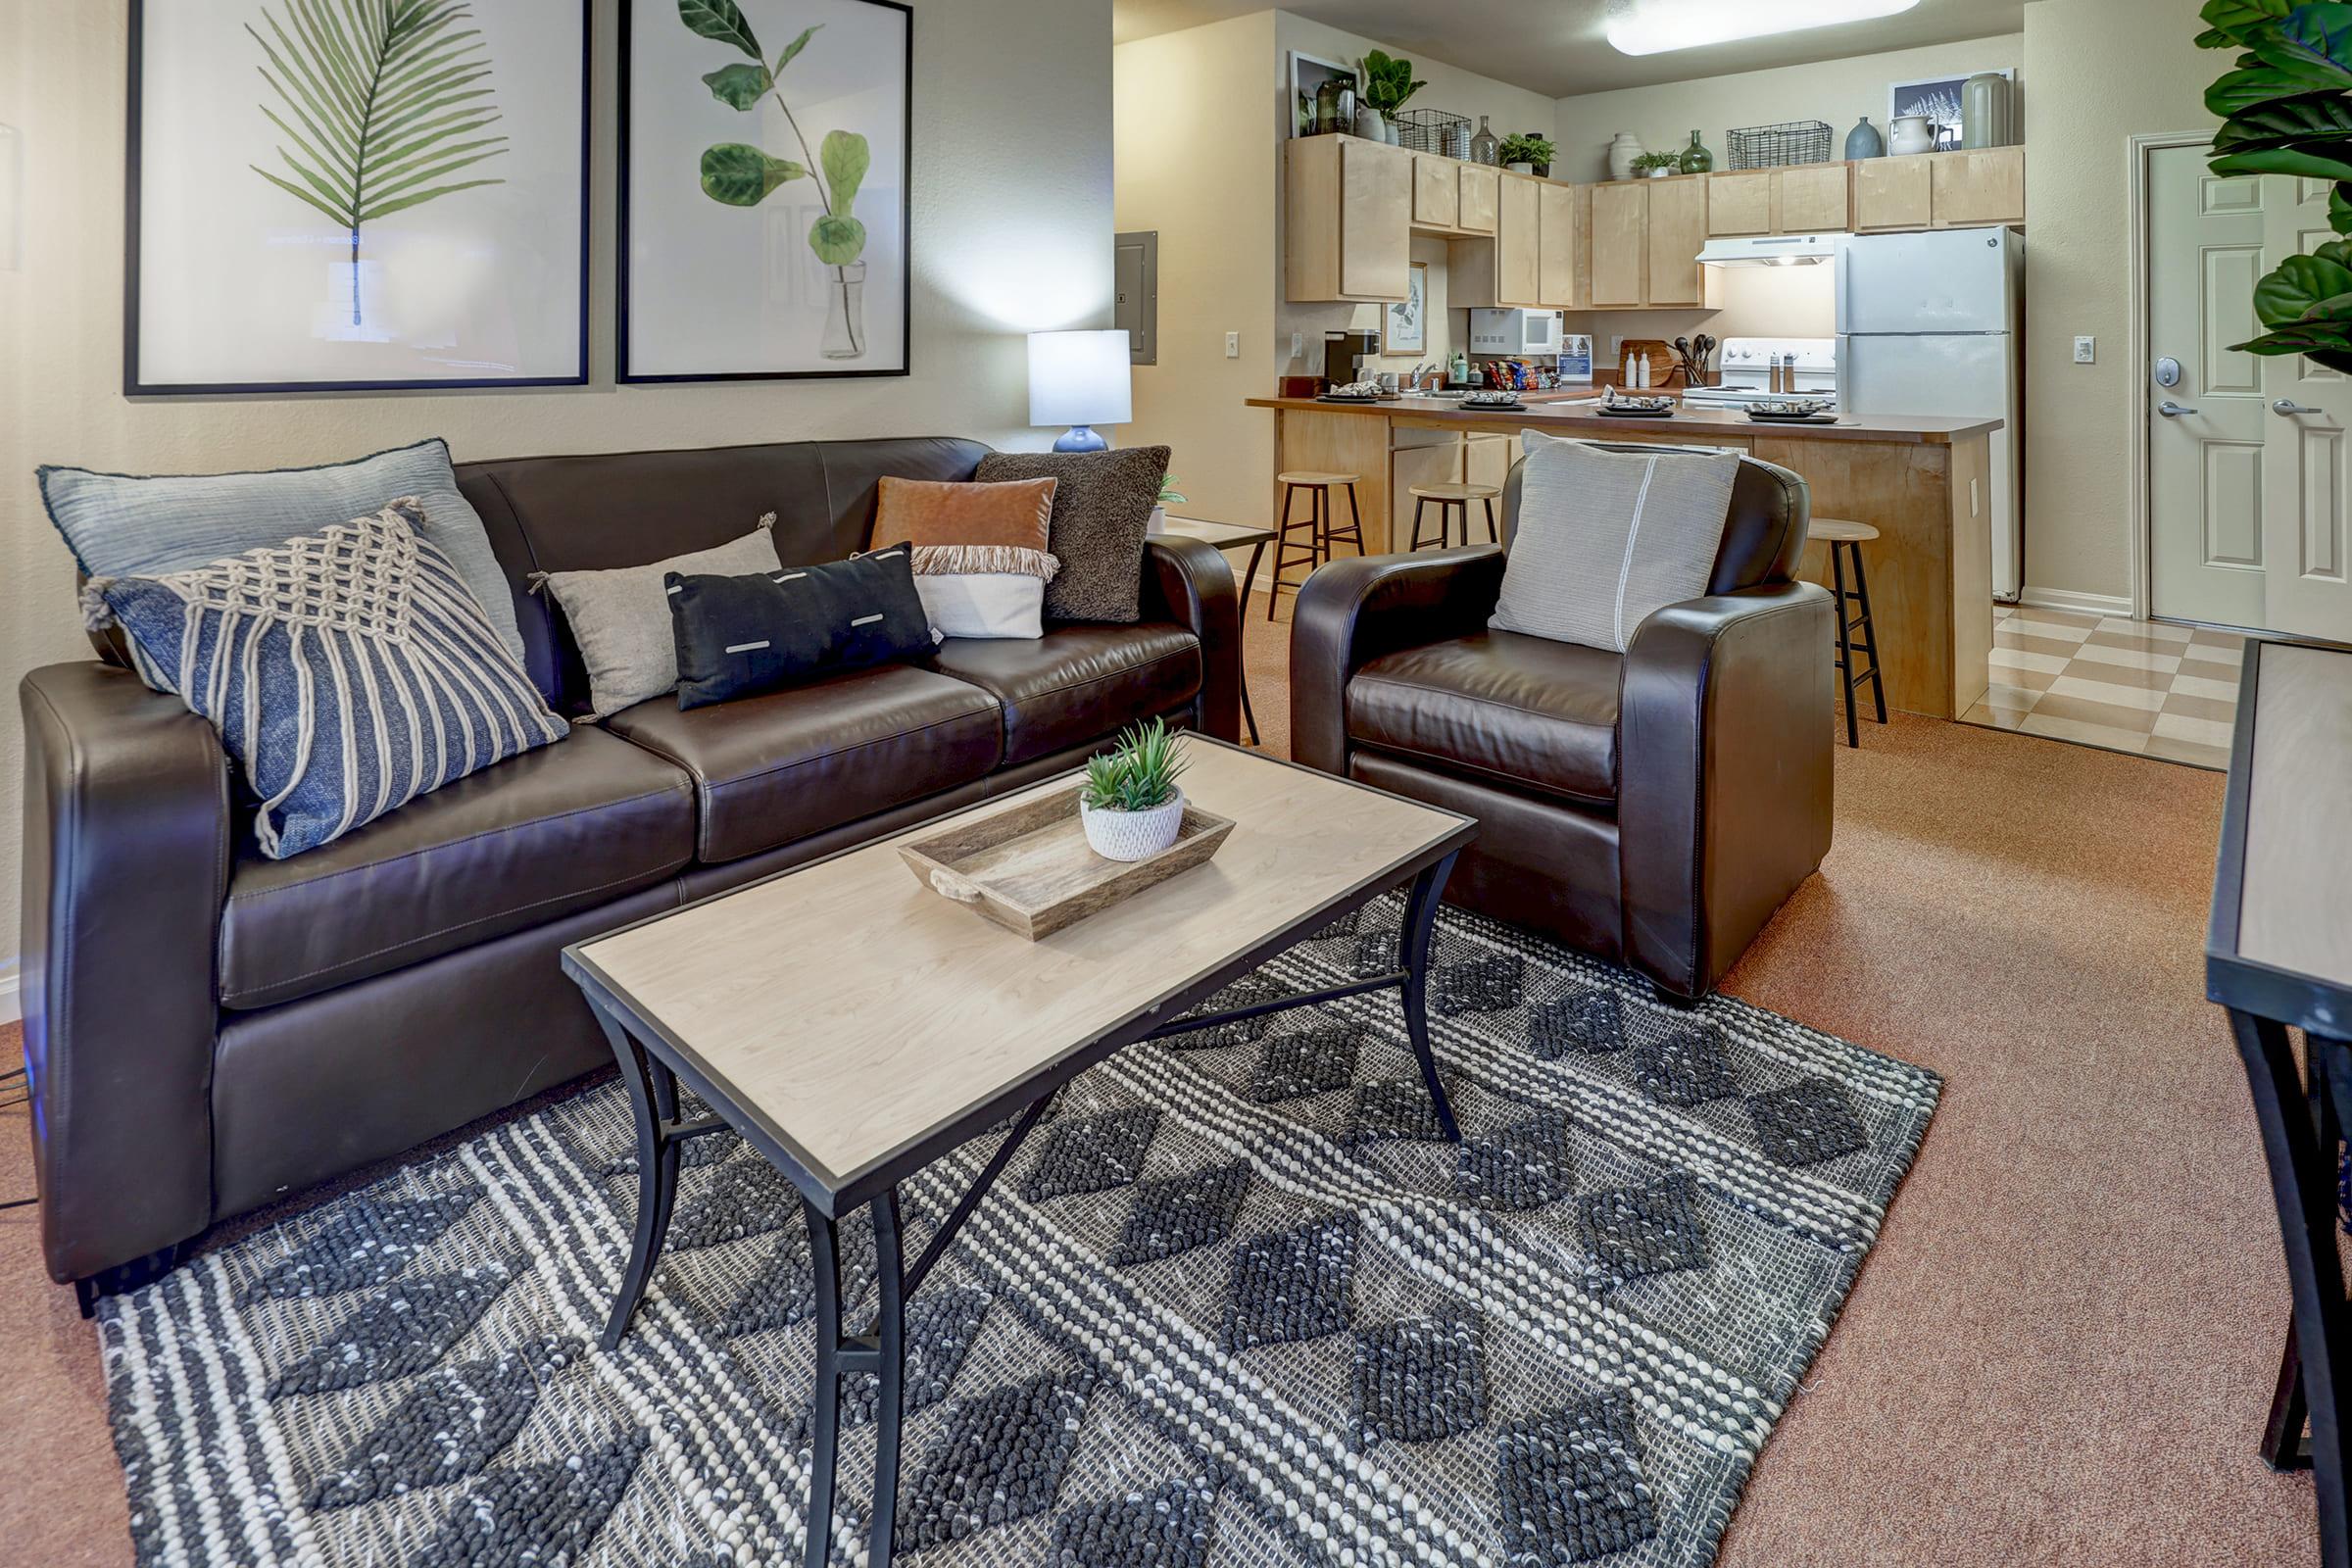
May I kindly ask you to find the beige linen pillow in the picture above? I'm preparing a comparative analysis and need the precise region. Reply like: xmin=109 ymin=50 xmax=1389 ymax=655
xmin=535 ymin=517 xmax=782 ymax=717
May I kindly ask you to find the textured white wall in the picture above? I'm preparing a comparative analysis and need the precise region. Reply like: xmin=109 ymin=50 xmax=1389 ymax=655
xmin=0 ymin=0 xmax=1115 ymax=972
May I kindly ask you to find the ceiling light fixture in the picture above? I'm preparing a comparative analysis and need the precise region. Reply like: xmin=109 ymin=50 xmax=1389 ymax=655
xmin=1605 ymin=0 xmax=1923 ymax=57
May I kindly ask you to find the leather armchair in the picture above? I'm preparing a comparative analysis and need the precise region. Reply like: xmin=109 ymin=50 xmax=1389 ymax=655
xmin=1292 ymin=448 xmax=1834 ymax=999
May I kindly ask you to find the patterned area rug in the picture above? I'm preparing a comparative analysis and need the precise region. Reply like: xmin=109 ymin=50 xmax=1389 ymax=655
xmin=101 ymin=900 xmax=1939 ymax=1567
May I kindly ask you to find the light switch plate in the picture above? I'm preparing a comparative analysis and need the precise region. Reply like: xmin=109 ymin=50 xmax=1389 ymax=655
xmin=2073 ymin=335 xmax=2096 ymax=364
xmin=1225 ymin=331 xmax=1240 ymax=359
xmin=1290 ymin=330 xmax=1304 ymax=360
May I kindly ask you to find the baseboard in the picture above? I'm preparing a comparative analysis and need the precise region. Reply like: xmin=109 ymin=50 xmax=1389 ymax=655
xmin=0 ymin=964 xmax=19 ymax=1027
xmin=2017 ymin=585 xmax=2133 ymax=618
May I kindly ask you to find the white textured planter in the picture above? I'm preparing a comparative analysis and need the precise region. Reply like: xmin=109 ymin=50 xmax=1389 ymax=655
xmin=1147 ymin=504 xmax=1168 ymax=535
xmin=1081 ymin=791 xmax=1186 ymax=861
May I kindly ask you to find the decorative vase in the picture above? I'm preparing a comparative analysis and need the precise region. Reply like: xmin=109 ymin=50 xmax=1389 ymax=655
xmin=1607 ymin=130 xmax=1644 ymax=181
xmin=1081 ymin=791 xmax=1187 ymax=861
xmin=1356 ymin=105 xmax=1386 ymax=143
xmin=1845 ymin=116 xmax=1886 ymax=159
xmin=1470 ymin=115 xmax=1498 ymax=166
xmin=1533 ymin=162 xmax=1550 ymax=178
xmin=820 ymin=261 xmax=867 ymax=360
xmin=1961 ymin=73 xmax=2014 ymax=149
xmin=1506 ymin=160 xmax=1534 ymax=175
xmin=1147 ymin=505 xmax=1168 ymax=535
xmin=1888 ymin=115 xmax=1936 ymax=157
xmin=1313 ymin=77 xmax=1353 ymax=135
xmin=1679 ymin=129 xmax=1713 ymax=173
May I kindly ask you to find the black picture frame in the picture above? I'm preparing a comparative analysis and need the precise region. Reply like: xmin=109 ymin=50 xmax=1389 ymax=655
xmin=122 ymin=0 xmax=593 ymax=398
xmin=617 ymin=0 xmax=913 ymax=384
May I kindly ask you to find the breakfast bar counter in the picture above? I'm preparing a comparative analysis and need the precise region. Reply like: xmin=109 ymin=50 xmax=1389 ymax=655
xmin=1246 ymin=394 xmax=2002 ymax=720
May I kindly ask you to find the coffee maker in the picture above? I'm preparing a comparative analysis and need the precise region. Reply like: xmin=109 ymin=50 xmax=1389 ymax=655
xmin=1322 ymin=328 xmax=1379 ymax=393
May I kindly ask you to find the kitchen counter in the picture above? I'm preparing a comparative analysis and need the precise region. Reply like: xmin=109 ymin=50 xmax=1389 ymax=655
xmin=1248 ymin=394 xmax=1998 ymax=719
xmin=1245 ymin=394 xmax=2002 ymax=446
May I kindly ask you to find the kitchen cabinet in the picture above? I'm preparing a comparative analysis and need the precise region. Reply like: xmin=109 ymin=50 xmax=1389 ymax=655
xmin=1284 ymin=135 xmax=1410 ymax=302
xmin=1411 ymin=154 xmax=1459 ymax=229
xmin=1458 ymin=165 xmax=1499 ymax=234
xmin=1853 ymin=156 xmax=1934 ymax=232
xmin=1930 ymin=147 xmax=2025 ymax=226
xmin=1645 ymin=174 xmax=1709 ymax=306
xmin=1588 ymin=175 xmax=1718 ymax=309
xmin=1451 ymin=172 xmax=1576 ymax=310
xmin=1589 ymin=181 xmax=1648 ymax=307
xmin=1774 ymin=163 xmax=1851 ymax=232
xmin=1495 ymin=175 xmax=1542 ymax=306
xmin=1706 ymin=171 xmax=1775 ymax=237
xmin=1537 ymin=181 xmax=1576 ymax=311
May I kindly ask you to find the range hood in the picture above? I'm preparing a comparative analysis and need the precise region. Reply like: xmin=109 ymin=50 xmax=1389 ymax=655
xmin=1696 ymin=233 xmax=1846 ymax=268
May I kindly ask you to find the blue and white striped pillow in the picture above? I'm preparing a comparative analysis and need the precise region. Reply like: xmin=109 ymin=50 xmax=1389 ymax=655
xmin=84 ymin=499 xmax=568 ymax=858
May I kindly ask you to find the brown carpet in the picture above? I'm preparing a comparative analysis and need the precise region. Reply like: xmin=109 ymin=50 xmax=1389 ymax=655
xmin=0 ymin=599 xmax=2317 ymax=1564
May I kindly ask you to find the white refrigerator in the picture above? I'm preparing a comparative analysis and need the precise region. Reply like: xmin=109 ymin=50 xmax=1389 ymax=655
xmin=1836 ymin=227 xmax=2025 ymax=600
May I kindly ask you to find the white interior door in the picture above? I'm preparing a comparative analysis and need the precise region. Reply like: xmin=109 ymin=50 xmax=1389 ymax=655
xmin=2147 ymin=144 xmax=2270 ymax=629
xmin=2260 ymin=179 xmax=2352 ymax=642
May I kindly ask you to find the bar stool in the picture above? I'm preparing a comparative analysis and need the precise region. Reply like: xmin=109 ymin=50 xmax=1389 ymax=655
xmin=1407 ymin=482 xmax=1502 ymax=551
xmin=1268 ymin=470 xmax=1366 ymax=620
xmin=1812 ymin=517 xmax=1887 ymax=749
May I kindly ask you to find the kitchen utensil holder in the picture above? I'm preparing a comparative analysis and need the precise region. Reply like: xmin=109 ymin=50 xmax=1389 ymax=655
xmin=1726 ymin=120 xmax=1834 ymax=170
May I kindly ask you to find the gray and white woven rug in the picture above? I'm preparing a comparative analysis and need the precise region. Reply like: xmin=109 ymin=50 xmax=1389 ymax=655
xmin=101 ymin=900 xmax=1939 ymax=1568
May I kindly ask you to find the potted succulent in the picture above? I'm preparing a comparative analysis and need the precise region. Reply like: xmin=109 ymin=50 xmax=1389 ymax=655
xmin=1632 ymin=150 xmax=1682 ymax=179
xmin=1356 ymin=50 xmax=1425 ymax=144
xmin=1079 ymin=719 xmax=1191 ymax=861
xmin=1148 ymin=475 xmax=1186 ymax=535
xmin=1499 ymin=133 xmax=1556 ymax=177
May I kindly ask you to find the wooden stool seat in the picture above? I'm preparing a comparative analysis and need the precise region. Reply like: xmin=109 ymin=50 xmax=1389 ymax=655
xmin=1809 ymin=516 xmax=1881 ymax=544
xmin=1277 ymin=469 xmax=1361 ymax=486
xmin=1407 ymin=482 xmax=1501 ymax=503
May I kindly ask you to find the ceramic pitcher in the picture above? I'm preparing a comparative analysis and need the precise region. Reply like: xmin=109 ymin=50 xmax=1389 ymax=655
xmin=1888 ymin=115 xmax=1936 ymax=157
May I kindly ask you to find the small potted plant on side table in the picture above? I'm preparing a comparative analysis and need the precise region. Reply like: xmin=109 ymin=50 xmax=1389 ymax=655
xmin=1149 ymin=475 xmax=1186 ymax=535
xmin=1500 ymin=133 xmax=1556 ymax=177
xmin=1080 ymin=719 xmax=1190 ymax=861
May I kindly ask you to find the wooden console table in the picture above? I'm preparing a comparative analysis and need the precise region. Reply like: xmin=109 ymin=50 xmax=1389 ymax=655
xmin=2207 ymin=639 xmax=2352 ymax=1568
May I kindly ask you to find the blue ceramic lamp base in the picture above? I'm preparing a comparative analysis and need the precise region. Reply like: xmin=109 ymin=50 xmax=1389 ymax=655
xmin=1053 ymin=425 xmax=1111 ymax=453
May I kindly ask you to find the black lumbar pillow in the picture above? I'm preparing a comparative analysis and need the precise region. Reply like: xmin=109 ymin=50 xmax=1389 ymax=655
xmin=668 ymin=542 xmax=936 ymax=710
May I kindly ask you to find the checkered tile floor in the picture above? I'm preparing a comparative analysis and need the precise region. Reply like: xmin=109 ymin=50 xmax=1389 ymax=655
xmin=1956 ymin=607 xmax=2248 ymax=771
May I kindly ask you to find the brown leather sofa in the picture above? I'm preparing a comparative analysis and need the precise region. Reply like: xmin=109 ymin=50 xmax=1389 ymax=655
xmin=1292 ymin=445 xmax=1833 ymax=1001
xmin=20 ymin=436 xmax=1241 ymax=1302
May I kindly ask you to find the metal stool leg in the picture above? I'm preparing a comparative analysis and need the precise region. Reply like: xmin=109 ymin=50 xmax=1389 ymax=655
xmin=1830 ymin=540 xmax=1859 ymax=750
xmin=1848 ymin=542 xmax=1889 ymax=724
xmin=1484 ymin=495 xmax=1498 ymax=544
xmin=1410 ymin=495 xmax=1434 ymax=551
xmin=1338 ymin=482 xmax=1368 ymax=556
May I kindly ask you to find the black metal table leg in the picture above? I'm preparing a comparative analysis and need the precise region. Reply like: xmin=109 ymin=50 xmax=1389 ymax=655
xmin=1239 ymin=538 xmax=1266 ymax=747
xmin=600 ymin=1012 xmax=682 ymax=1352
xmin=2271 ymin=1316 xmax=2315 ymax=1471
xmin=1398 ymin=850 xmax=1463 ymax=1143
xmin=804 ymin=1200 xmax=848 ymax=1568
xmin=868 ymin=1191 xmax=908 ymax=1567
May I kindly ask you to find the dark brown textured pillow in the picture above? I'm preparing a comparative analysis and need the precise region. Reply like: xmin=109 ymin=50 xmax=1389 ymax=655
xmin=974 ymin=446 xmax=1170 ymax=622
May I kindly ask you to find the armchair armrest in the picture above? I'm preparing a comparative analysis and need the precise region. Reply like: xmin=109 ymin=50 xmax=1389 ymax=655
xmin=1289 ymin=547 xmax=1507 ymax=775
xmin=1618 ymin=582 xmax=1836 ymax=998
xmin=20 ymin=662 xmax=233 ymax=1284
xmin=1141 ymin=535 xmax=1243 ymax=743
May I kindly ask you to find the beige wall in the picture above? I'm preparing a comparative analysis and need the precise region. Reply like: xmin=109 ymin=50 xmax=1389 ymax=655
xmin=0 ymin=0 xmax=1114 ymax=980
xmin=2020 ymin=0 xmax=2216 ymax=604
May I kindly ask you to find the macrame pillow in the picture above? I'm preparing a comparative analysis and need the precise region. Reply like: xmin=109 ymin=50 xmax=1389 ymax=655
xmin=84 ymin=499 xmax=569 ymax=859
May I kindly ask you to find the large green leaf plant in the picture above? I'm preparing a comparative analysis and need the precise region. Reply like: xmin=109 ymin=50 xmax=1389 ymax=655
xmin=2199 ymin=0 xmax=2352 ymax=370
xmin=680 ymin=0 xmax=871 ymax=355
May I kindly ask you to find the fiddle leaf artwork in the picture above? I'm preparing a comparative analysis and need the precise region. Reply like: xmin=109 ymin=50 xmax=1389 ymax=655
xmin=681 ymin=0 xmax=872 ymax=357
xmin=246 ymin=0 xmax=509 ymax=328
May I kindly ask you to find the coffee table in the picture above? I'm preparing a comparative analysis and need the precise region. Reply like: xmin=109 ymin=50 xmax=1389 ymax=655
xmin=562 ymin=739 xmax=1473 ymax=1568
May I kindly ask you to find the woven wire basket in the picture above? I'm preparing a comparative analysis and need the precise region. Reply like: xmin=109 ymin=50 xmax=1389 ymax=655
xmin=1726 ymin=120 xmax=1835 ymax=171
xmin=1395 ymin=108 xmax=1472 ymax=158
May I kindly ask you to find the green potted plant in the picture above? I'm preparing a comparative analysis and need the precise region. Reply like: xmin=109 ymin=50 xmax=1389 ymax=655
xmin=2194 ymin=1 xmax=2352 ymax=372
xmin=1079 ymin=718 xmax=1191 ymax=860
xmin=1356 ymin=50 xmax=1425 ymax=144
xmin=1499 ymin=133 xmax=1557 ymax=177
xmin=1149 ymin=475 xmax=1186 ymax=535
xmin=1631 ymin=150 xmax=1682 ymax=179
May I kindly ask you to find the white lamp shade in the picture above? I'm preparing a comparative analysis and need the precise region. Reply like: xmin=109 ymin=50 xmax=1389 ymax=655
xmin=1028 ymin=329 xmax=1133 ymax=429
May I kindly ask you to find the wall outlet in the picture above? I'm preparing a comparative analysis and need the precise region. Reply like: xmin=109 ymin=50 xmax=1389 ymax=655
xmin=2073 ymin=335 xmax=2096 ymax=364
xmin=1225 ymin=331 xmax=1240 ymax=359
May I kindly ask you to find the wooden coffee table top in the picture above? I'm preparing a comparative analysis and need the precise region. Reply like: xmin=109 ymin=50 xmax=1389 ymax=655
xmin=566 ymin=740 xmax=1472 ymax=1209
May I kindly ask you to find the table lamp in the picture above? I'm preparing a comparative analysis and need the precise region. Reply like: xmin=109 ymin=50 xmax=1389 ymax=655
xmin=1028 ymin=329 xmax=1132 ymax=452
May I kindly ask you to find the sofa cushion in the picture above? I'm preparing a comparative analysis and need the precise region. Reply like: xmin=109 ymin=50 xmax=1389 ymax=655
xmin=927 ymin=625 xmax=1201 ymax=766
xmin=219 ymin=725 xmax=696 ymax=1010
xmin=605 ymin=663 xmax=1004 ymax=863
xmin=1348 ymin=629 xmax=1620 ymax=808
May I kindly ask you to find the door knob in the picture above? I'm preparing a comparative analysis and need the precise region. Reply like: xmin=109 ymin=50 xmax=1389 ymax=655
xmin=2157 ymin=400 xmax=2199 ymax=417
xmin=2274 ymin=399 xmax=2323 ymax=416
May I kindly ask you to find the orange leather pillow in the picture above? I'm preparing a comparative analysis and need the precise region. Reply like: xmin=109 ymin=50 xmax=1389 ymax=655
xmin=873 ymin=476 xmax=1058 ymax=579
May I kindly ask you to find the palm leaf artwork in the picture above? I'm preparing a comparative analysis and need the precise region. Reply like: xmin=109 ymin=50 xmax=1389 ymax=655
xmin=247 ymin=0 xmax=509 ymax=327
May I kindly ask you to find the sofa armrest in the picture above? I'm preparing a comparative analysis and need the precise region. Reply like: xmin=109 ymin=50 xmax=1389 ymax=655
xmin=1141 ymin=535 xmax=1243 ymax=743
xmin=1617 ymin=582 xmax=1836 ymax=998
xmin=19 ymin=662 xmax=233 ymax=1284
xmin=1289 ymin=548 xmax=1507 ymax=775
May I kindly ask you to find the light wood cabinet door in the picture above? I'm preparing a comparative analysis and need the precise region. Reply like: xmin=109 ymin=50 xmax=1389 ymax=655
xmin=1337 ymin=139 xmax=1410 ymax=299
xmin=1774 ymin=163 xmax=1851 ymax=232
xmin=1537 ymin=180 xmax=1576 ymax=309
xmin=1706 ymin=171 xmax=1773 ymax=236
xmin=1590 ymin=181 xmax=1647 ymax=307
xmin=1459 ymin=165 xmax=1499 ymax=234
xmin=1930 ymin=147 xmax=2025 ymax=227
xmin=1645 ymin=173 xmax=1708 ymax=307
xmin=1853 ymin=156 xmax=1933 ymax=232
xmin=1411 ymin=154 xmax=1459 ymax=229
xmin=1495 ymin=174 xmax=1542 ymax=307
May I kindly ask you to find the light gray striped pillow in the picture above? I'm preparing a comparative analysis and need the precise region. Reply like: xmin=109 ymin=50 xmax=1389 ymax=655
xmin=1490 ymin=435 xmax=1741 ymax=653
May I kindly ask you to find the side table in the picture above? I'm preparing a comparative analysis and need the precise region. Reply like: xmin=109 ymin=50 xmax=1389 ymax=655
xmin=1156 ymin=514 xmax=1276 ymax=747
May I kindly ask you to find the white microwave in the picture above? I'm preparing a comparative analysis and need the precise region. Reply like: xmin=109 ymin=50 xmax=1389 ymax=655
xmin=1469 ymin=309 xmax=1565 ymax=357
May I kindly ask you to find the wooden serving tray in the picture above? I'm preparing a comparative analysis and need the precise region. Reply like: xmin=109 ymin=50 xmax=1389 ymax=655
xmin=900 ymin=784 xmax=1236 ymax=940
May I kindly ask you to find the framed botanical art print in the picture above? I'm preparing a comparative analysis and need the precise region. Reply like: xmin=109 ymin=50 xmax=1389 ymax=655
xmin=124 ymin=0 xmax=590 ymax=395
xmin=1383 ymin=263 xmax=1427 ymax=357
xmin=619 ymin=0 xmax=912 ymax=382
